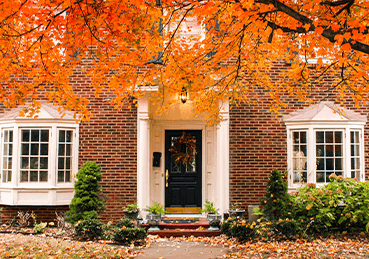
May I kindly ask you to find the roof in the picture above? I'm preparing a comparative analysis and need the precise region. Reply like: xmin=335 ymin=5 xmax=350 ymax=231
xmin=283 ymin=101 xmax=367 ymax=122
xmin=0 ymin=102 xmax=75 ymax=121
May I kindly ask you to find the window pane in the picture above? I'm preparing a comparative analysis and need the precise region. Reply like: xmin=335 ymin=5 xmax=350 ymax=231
xmin=30 ymin=157 xmax=38 ymax=169
xmin=316 ymin=145 xmax=324 ymax=157
xmin=58 ymin=144 xmax=65 ymax=156
xmin=30 ymin=171 xmax=38 ymax=182
xmin=351 ymin=145 xmax=355 ymax=156
xmin=65 ymin=171 xmax=71 ymax=182
xmin=326 ymin=159 xmax=334 ymax=170
xmin=66 ymin=131 xmax=72 ymax=142
xmin=59 ymin=130 xmax=65 ymax=142
xmin=58 ymin=158 xmax=64 ymax=169
xmin=326 ymin=132 xmax=333 ymax=143
xmin=355 ymin=145 xmax=360 ymax=156
xmin=301 ymin=145 xmax=307 ymax=156
xmin=293 ymin=145 xmax=299 ymax=153
xmin=317 ymin=172 xmax=324 ymax=183
xmin=8 ymin=157 xmax=12 ymax=169
xmin=22 ymin=130 xmax=30 ymax=142
xmin=334 ymin=132 xmax=342 ymax=143
xmin=355 ymin=132 xmax=359 ymax=143
xmin=293 ymin=132 xmax=299 ymax=143
xmin=4 ymin=144 xmax=8 ymax=156
xmin=4 ymin=131 xmax=8 ymax=142
xmin=335 ymin=158 xmax=342 ymax=170
xmin=9 ymin=131 xmax=13 ymax=142
xmin=7 ymin=170 xmax=11 ymax=182
xmin=351 ymin=158 xmax=355 ymax=169
xmin=9 ymin=144 xmax=12 ymax=155
xmin=335 ymin=145 xmax=342 ymax=156
xmin=41 ymin=130 xmax=49 ymax=142
xmin=66 ymin=158 xmax=71 ymax=169
xmin=40 ymin=157 xmax=48 ymax=169
xmin=31 ymin=130 xmax=39 ymax=141
xmin=58 ymin=171 xmax=64 ymax=182
xmin=66 ymin=144 xmax=71 ymax=156
xmin=326 ymin=145 xmax=333 ymax=157
xmin=40 ymin=171 xmax=48 ymax=182
xmin=2 ymin=158 xmax=7 ymax=169
xmin=21 ymin=171 xmax=28 ymax=182
xmin=31 ymin=144 xmax=39 ymax=155
xmin=21 ymin=157 xmax=29 ymax=169
xmin=298 ymin=132 xmax=306 ymax=143
xmin=40 ymin=144 xmax=48 ymax=155
xmin=355 ymin=158 xmax=360 ymax=169
xmin=21 ymin=144 xmax=29 ymax=155
xmin=316 ymin=132 xmax=324 ymax=143
xmin=2 ymin=170 xmax=7 ymax=183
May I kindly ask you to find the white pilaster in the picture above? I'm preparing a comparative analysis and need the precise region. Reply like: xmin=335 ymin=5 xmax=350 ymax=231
xmin=137 ymin=95 xmax=150 ymax=216
xmin=216 ymin=100 xmax=229 ymax=215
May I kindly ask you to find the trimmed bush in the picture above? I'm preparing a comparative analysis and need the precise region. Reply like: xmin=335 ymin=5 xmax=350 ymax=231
xmin=261 ymin=169 xmax=291 ymax=220
xmin=75 ymin=218 xmax=104 ymax=239
xmin=112 ymin=228 xmax=147 ymax=244
xmin=290 ymin=175 xmax=369 ymax=233
xmin=115 ymin=218 xmax=134 ymax=229
xmin=221 ymin=218 xmax=256 ymax=241
xmin=66 ymin=161 xmax=105 ymax=225
xmin=221 ymin=217 xmax=237 ymax=236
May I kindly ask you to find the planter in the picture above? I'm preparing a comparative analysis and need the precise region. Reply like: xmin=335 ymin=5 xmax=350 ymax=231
xmin=248 ymin=205 xmax=260 ymax=223
xmin=229 ymin=210 xmax=245 ymax=219
xmin=123 ymin=210 xmax=139 ymax=221
xmin=146 ymin=214 xmax=162 ymax=231
xmin=207 ymin=214 xmax=222 ymax=231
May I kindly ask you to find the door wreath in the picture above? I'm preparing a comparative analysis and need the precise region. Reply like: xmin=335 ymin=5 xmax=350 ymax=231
xmin=169 ymin=132 xmax=197 ymax=164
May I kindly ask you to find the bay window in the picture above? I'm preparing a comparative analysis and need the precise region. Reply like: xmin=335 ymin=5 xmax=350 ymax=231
xmin=0 ymin=103 xmax=79 ymax=205
xmin=284 ymin=101 xmax=366 ymax=189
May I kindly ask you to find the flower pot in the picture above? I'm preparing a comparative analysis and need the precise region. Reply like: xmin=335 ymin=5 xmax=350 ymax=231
xmin=248 ymin=205 xmax=260 ymax=223
xmin=123 ymin=210 xmax=139 ymax=221
xmin=207 ymin=214 xmax=222 ymax=231
xmin=229 ymin=209 xmax=245 ymax=219
xmin=146 ymin=213 xmax=161 ymax=231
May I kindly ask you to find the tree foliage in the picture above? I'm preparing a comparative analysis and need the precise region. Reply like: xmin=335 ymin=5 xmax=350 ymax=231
xmin=66 ymin=161 xmax=105 ymax=224
xmin=1 ymin=0 xmax=369 ymax=122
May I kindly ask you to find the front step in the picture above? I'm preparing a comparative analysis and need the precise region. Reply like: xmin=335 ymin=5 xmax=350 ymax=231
xmin=140 ymin=217 xmax=221 ymax=238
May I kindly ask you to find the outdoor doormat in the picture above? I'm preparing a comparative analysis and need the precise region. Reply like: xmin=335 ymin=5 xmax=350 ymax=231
xmin=161 ymin=218 xmax=199 ymax=224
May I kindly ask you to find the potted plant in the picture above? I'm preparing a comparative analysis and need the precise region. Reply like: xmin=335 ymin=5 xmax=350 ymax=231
xmin=122 ymin=202 xmax=139 ymax=221
xmin=229 ymin=202 xmax=245 ymax=219
xmin=144 ymin=202 xmax=165 ymax=231
xmin=200 ymin=200 xmax=222 ymax=231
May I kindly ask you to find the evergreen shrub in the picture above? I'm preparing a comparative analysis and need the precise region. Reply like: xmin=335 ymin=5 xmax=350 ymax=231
xmin=66 ymin=161 xmax=105 ymax=225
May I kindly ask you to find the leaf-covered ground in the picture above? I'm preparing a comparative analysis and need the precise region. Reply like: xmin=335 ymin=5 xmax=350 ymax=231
xmin=0 ymin=233 xmax=369 ymax=258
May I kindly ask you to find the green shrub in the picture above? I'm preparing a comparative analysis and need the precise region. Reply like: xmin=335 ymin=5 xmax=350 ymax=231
xmin=221 ymin=217 xmax=237 ymax=236
xmin=222 ymin=218 xmax=256 ymax=241
xmin=115 ymin=218 xmax=134 ymax=229
xmin=261 ymin=169 xmax=291 ymax=220
xmin=66 ymin=161 xmax=105 ymax=224
xmin=290 ymin=176 xmax=369 ymax=234
xmin=75 ymin=218 xmax=104 ymax=239
xmin=112 ymin=227 xmax=147 ymax=244
xmin=144 ymin=202 xmax=165 ymax=214
xmin=272 ymin=219 xmax=299 ymax=240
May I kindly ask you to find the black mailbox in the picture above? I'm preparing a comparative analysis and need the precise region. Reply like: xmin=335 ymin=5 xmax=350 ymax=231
xmin=153 ymin=152 xmax=162 ymax=167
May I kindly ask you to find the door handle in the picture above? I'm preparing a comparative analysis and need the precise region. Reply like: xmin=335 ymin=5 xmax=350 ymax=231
xmin=165 ymin=169 xmax=169 ymax=187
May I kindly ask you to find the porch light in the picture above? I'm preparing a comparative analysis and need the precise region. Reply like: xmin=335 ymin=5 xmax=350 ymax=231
xmin=180 ymin=86 xmax=187 ymax=104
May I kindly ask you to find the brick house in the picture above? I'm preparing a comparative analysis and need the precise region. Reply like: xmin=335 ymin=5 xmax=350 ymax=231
xmin=0 ymin=70 xmax=367 ymax=224
xmin=0 ymin=21 xmax=368 ymax=222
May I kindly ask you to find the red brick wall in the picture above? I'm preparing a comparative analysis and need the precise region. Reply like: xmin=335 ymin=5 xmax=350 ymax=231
xmin=0 ymin=205 xmax=69 ymax=225
xmin=229 ymin=64 xmax=369 ymax=212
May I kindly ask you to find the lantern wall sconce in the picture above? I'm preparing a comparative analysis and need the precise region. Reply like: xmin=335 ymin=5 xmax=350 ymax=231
xmin=180 ymin=86 xmax=187 ymax=104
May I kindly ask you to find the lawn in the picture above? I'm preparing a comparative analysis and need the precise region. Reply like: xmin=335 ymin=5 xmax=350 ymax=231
xmin=0 ymin=233 xmax=368 ymax=258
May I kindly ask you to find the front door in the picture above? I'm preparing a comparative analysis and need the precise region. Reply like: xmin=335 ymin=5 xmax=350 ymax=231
xmin=165 ymin=130 xmax=202 ymax=214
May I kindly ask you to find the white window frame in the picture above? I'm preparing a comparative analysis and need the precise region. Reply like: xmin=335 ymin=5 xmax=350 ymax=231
xmin=286 ymin=123 xmax=365 ymax=190
xmin=1 ymin=128 xmax=14 ymax=185
xmin=0 ymin=119 xmax=79 ymax=205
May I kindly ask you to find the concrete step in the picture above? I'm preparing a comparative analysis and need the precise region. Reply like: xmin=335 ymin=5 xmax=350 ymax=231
xmin=146 ymin=229 xmax=221 ymax=238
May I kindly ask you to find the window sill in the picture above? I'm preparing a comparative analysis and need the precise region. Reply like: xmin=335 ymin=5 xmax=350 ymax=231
xmin=0 ymin=186 xmax=74 ymax=205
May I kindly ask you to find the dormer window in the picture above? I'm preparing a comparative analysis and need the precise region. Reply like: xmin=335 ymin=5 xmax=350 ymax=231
xmin=0 ymin=103 xmax=79 ymax=205
xmin=283 ymin=102 xmax=366 ymax=189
